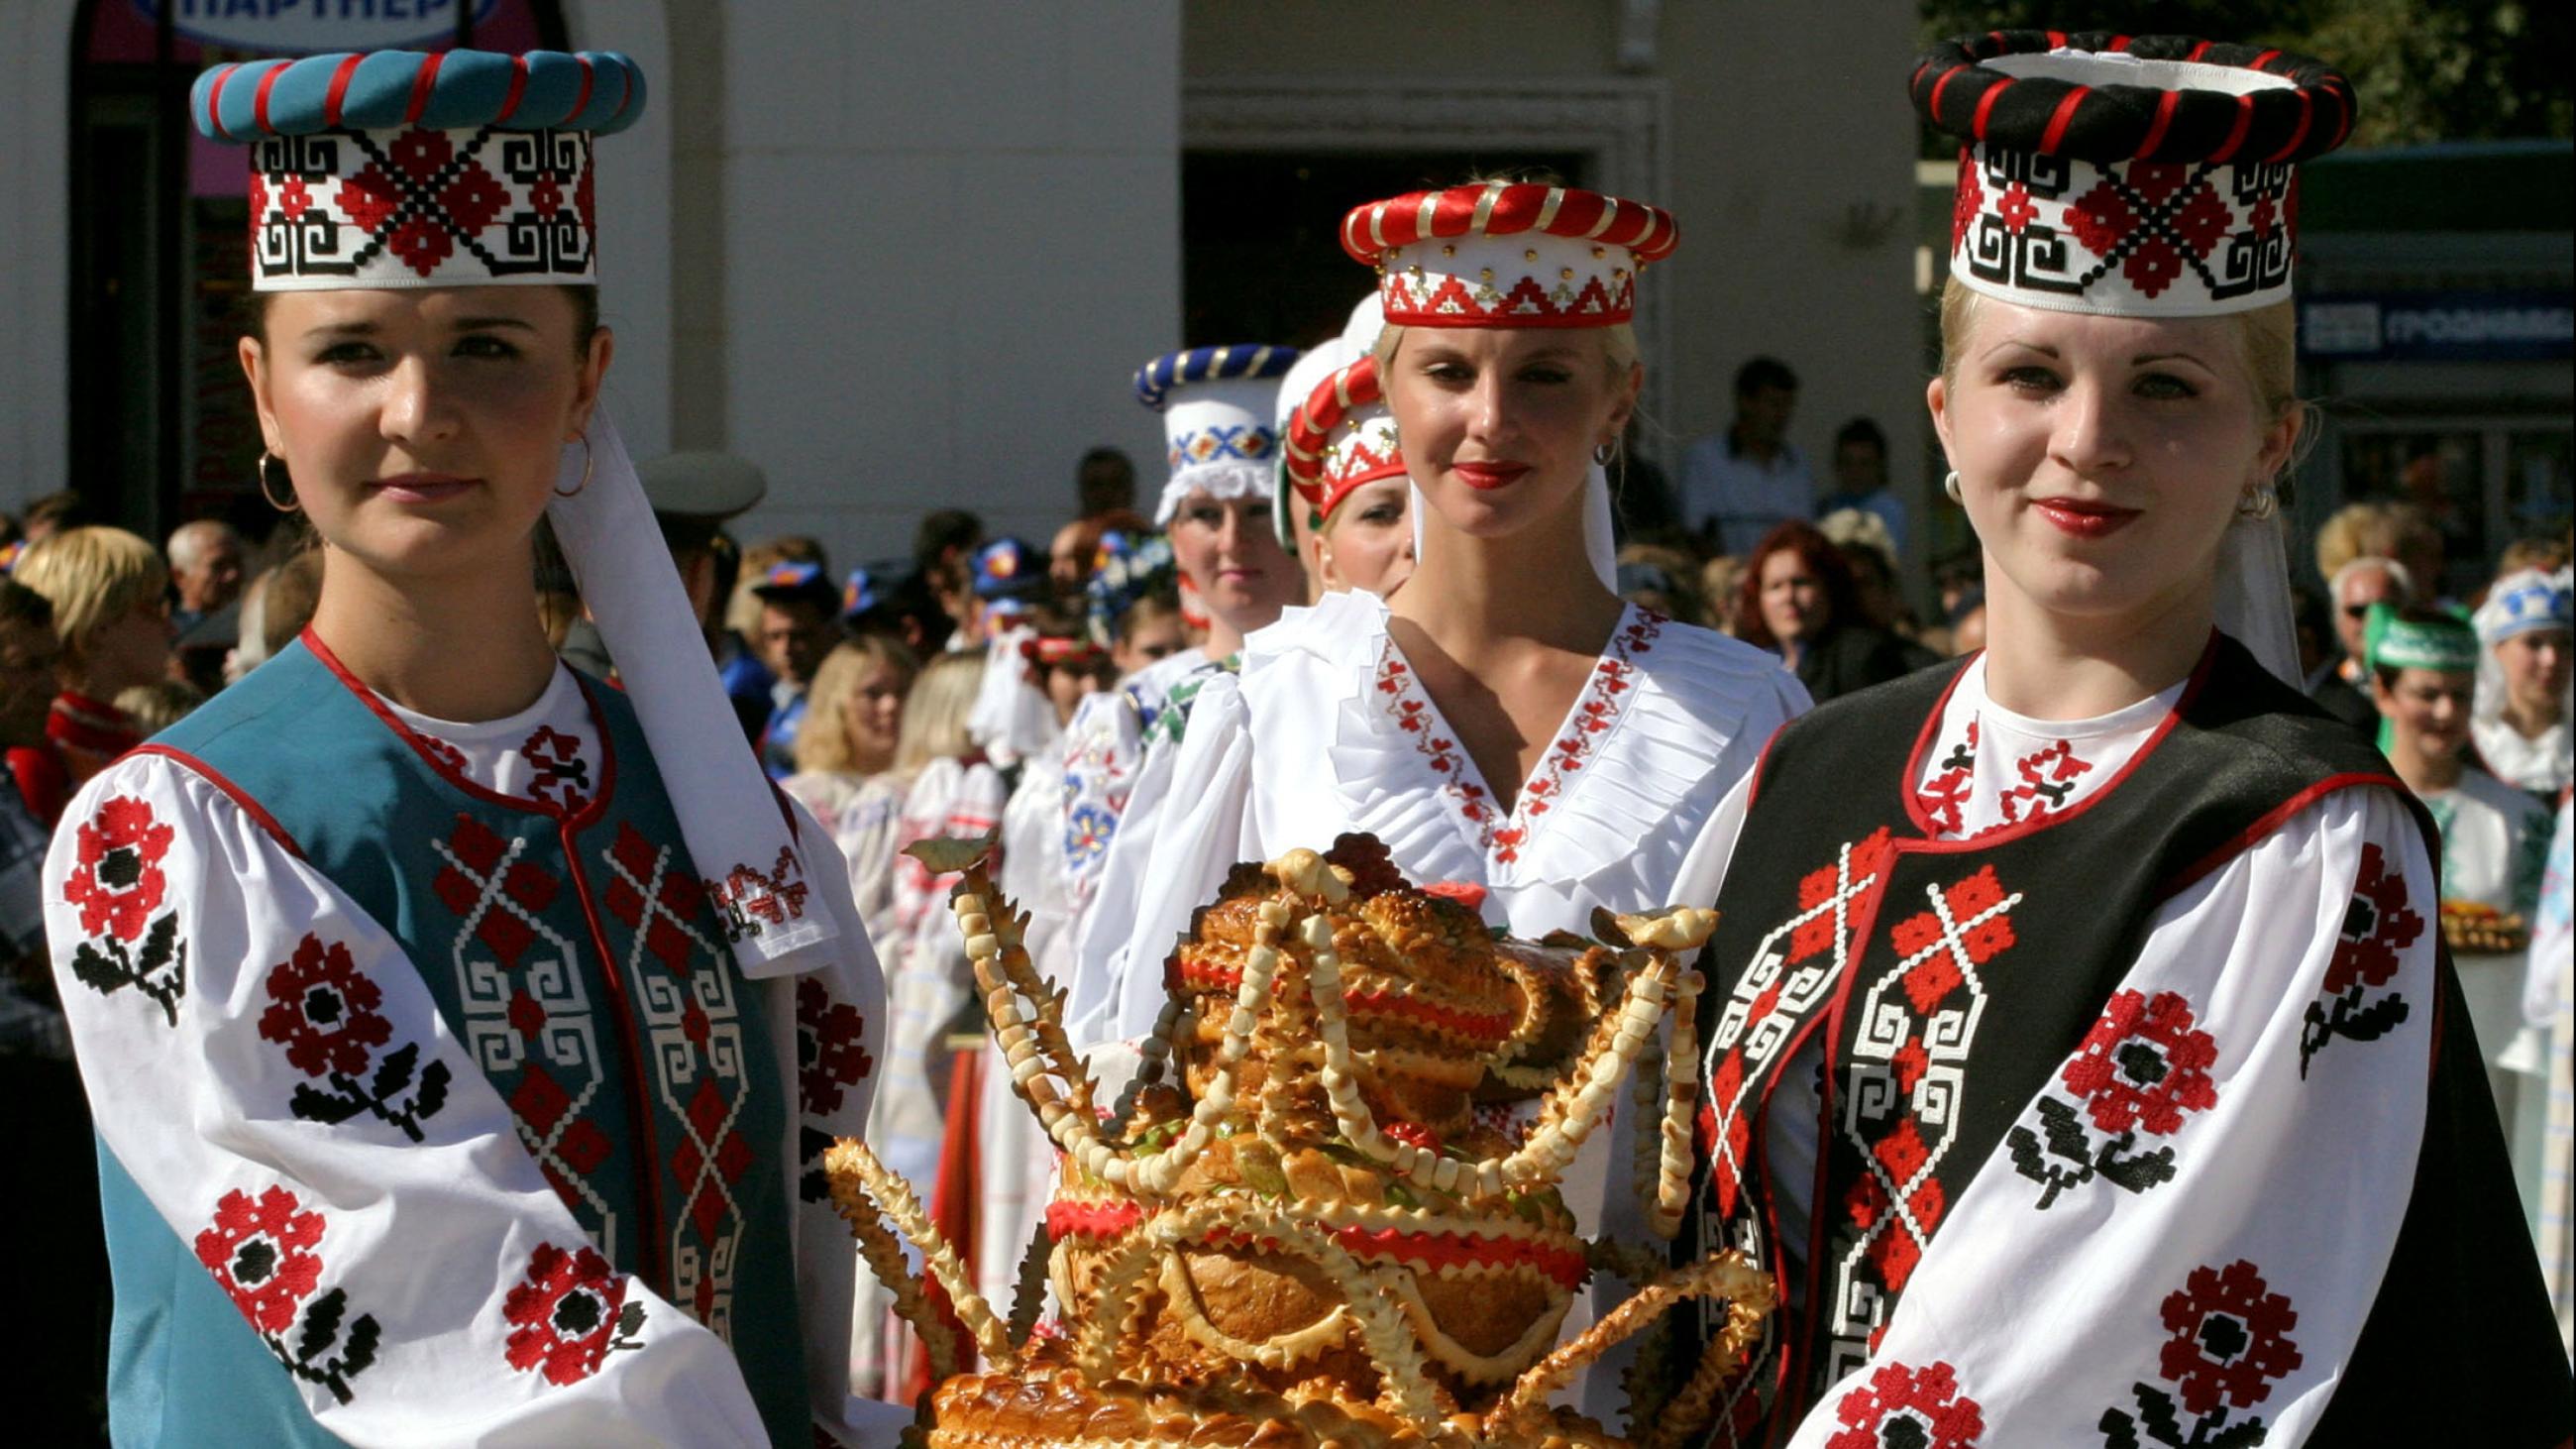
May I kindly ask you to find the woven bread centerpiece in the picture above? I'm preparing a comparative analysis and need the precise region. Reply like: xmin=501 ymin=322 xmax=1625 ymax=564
xmin=823 ymin=835 xmax=1773 ymax=1448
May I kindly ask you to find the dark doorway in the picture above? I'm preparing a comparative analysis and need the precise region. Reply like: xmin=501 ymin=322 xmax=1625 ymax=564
xmin=1182 ymin=151 xmax=1589 ymax=350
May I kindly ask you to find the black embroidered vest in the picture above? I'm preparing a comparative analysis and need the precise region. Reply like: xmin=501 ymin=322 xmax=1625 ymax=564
xmin=1688 ymin=634 xmax=2422 ymax=1440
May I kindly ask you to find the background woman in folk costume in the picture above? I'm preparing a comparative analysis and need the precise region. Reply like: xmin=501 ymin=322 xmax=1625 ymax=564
xmin=1057 ymin=345 xmax=1305 ymax=1035
xmin=1096 ymin=179 xmax=1809 ymax=1415
xmin=1687 ymin=34 xmax=2570 ymax=1445
xmin=45 ymin=50 xmax=896 ymax=1446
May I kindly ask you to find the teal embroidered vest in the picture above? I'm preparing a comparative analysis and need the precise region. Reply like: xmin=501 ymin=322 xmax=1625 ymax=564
xmin=96 ymin=640 xmax=807 ymax=1446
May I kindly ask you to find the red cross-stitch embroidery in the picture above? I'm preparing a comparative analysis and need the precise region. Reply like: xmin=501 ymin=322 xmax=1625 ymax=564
xmin=433 ymin=816 xmax=567 ymax=969
xmin=64 ymin=794 xmax=172 ymax=943
xmin=196 ymin=1185 xmax=325 ymax=1333
xmin=260 ymin=935 xmax=392 ymax=1077
xmin=258 ymin=933 xmax=453 ymax=1142
xmin=797 ymin=977 xmax=874 ymax=1116
xmin=1988 ymin=737 xmax=2092 ymax=831
xmin=1702 ymin=829 xmax=1891 ymax=1224
xmin=2103 ymin=1259 xmax=2305 ymax=1443
xmin=1832 ymin=864 xmax=2020 ymax=1369
xmin=2157 ymin=1260 xmax=2304 ymax=1414
xmin=428 ymin=815 xmax=612 ymax=1241
xmin=195 ymin=1185 xmax=381 ymax=1402
xmin=2006 ymin=988 xmax=2219 ymax=1209
xmin=502 ymin=1242 xmax=645 ymax=1386
xmin=2302 ymin=841 xmax=2421 ymax=1072
xmin=1824 ymin=1359 xmax=1986 ymax=1449
xmin=519 ymin=724 xmax=593 ymax=813
xmin=61 ymin=794 xmax=190 ymax=1027
xmin=2063 ymin=989 xmax=2219 ymax=1136
xmin=1373 ymin=610 xmax=1662 ymax=864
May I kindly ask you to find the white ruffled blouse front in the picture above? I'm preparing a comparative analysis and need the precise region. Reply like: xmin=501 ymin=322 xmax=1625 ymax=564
xmin=1089 ymin=588 xmax=1808 ymax=1049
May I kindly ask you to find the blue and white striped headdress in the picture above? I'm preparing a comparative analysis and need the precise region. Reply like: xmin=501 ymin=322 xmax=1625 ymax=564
xmin=1134 ymin=344 xmax=1299 ymax=525
xmin=190 ymin=50 xmax=645 ymax=291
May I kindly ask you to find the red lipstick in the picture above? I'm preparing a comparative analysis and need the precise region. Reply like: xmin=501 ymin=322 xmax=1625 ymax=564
xmin=2031 ymin=496 xmax=2138 ymax=539
xmin=1451 ymin=461 xmax=1531 ymax=491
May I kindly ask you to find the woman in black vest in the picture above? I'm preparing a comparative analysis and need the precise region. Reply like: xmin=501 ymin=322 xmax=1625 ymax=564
xmin=1685 ymin=34 xmax=2570 ymax=1446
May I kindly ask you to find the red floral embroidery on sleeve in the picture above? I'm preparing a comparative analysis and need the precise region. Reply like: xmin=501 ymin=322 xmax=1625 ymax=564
xmin=2101 ymin=1259 xmax=2304 ymax=1444
xmin=257 ymin=935 xmax=453 ymax=1142
xmin=60 ymin=795 xmax=187 ymax=1026
xmin=1824 ymin=1359 xmax=1986 ymax=1449
xmin=502 ymin=1241 xmax=645 ymax=1386
xmin=2301 ymin=841 xmax=2421 ymax=1074
xmin=194 ymin=1185 xmax=380 ymax=1402
xmin=2006 ymin=989 xmax=2220 ymax=1209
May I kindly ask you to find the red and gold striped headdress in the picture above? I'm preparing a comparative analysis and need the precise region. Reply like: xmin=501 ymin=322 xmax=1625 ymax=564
xmin=1341 ymin=181 xmax=1677 ymax=329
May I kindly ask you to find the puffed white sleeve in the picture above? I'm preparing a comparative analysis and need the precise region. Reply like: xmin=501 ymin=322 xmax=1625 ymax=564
xmin=47 ymin=753 xmax=771 ymax=1447
xmin=1785 ymin=787 xmax=2439 ymax=1447
xmin=1070 ymin=674 xmax=1254 ymax=1051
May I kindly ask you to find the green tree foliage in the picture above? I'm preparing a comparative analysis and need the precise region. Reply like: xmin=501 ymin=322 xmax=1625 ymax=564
xmin=1918 ymin=2 xmax=2572 ymax=151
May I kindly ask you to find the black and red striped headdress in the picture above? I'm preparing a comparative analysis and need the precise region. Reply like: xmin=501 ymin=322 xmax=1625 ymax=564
xmin=1915 ymin=33 xmax=2354 ymax=315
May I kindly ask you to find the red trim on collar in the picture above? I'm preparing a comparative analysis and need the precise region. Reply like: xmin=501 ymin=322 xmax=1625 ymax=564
xmin=1897 ymin=632 xmax=2218 ymax=847
xmin=300 ymin=625 xmax=612 ymax=822
xmin=129 ymin=743 xmax=309 ymax=859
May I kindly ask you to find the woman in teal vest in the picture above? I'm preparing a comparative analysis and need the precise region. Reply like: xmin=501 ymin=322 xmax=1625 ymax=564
xmin=44 ymin=50 xmax=896 ymax=1446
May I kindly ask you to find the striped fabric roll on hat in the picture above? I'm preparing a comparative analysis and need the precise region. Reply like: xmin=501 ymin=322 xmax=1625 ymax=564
xmin=1341 ymin=181 xmax=1678 ymax=328
xmin=1914 ymin=32 xmax=2354 ymax=316
xmin=1135 ymin=344 xmax=1300 ymax=525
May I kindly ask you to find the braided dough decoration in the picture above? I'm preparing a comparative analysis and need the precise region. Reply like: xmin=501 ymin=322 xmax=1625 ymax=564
xmin=831 ymin=836 xmax=1771 ymax=1446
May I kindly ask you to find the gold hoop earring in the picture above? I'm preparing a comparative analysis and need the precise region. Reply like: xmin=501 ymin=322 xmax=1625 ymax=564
xmin=554 ymin=431 xmax=594 ymax=500
xmin=256 ymin=451 xmax=299 ymax=512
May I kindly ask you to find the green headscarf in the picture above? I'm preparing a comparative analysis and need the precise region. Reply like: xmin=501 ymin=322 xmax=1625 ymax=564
xmin=2363 ymin=603 xmax=2480 ymax=675
xmin=2363 ymin=602 xmax=2479 ymax=754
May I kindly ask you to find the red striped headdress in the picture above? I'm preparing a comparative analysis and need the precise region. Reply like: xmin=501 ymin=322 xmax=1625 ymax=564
xmin=1281 ymin=356 xmax=1406 ymax=522
xmin=1342 ymin=181 xmax=1678 ymax=329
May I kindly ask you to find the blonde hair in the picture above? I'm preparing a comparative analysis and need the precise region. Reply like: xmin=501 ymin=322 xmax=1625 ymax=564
xmin=795 ymin=635 xmax=918 ymax=775
xmin=15 ymin=526 xmax=166 ymax=667
xmin=890 ymin=651 xmax=983 ymax=780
